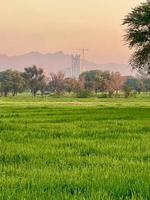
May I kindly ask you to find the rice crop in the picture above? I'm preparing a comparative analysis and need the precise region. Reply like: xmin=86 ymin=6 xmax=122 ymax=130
xmin=0 ymin=96 xmax=150 ymax=199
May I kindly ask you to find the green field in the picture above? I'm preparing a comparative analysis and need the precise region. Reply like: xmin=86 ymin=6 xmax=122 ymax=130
xmin=0 ymin=96 xmax=150 ymax=200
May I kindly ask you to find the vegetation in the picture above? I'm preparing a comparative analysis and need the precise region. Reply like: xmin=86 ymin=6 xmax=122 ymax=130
xmin=123 ymin=0 xmax=150 ymax=75
xmin=0 ymin=70 xmax=25 ymax=97
xmin=0 ymin=66 xmax=149 ymax=98
xmin=23 ymin=65 xmax=46 ymax=96
xmin=0 ymin=1 xmax=150 ymax=199
xmin=0 ymin=96 xmax=150 ymax=200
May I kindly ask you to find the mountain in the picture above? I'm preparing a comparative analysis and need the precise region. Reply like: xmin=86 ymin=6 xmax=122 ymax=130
xmin=84 ymin=61 xmax=135 ymax=76
xmin=0 ymin=51 xmax=71 ymax=73
xmin=0 ymin=52 xmax=134 ymax=75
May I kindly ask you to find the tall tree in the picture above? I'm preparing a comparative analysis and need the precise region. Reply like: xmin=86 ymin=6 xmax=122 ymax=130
xmin=0 ymin=70 xmax=13 ymax=96
xmin=63 ymin=78 xmax=78 ymax=93
xmin=49 ymin=71 xmax=65 ymax=94
xmin=106 ymin=72 xmax=124 ymax=97
xmin=0 ymin=70 xmax=25 ymax=96
xmin=80 ymin=70 xmax=101 ymax=91
xmin=11 ymin=71 xmax=25 ymax=96
xmin=123 ymin=77 xmax=144 ymax=93
xmin=23 ymin=65 xmax=46 ymax=96
xmin=123 ymin=0 xmax=150 ymax=75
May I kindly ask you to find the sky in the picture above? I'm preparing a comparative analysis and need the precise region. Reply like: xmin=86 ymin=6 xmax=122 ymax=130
xmin=0 ymin=0 xmax=144 ymax=64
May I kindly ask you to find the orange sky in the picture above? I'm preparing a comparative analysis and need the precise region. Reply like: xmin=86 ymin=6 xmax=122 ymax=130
xmin=0 ymin=0 xmax=144 ymax=64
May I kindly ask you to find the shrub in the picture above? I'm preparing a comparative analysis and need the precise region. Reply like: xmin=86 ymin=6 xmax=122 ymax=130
xmin=76 ymin=89 xmax=92 ymax=98
xmin=123 ymin=85 xmax=132 ymax=98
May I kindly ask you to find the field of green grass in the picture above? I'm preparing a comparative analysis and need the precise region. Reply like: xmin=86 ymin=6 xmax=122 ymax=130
xmin=0 ymin=96 xmax=150 ymax=199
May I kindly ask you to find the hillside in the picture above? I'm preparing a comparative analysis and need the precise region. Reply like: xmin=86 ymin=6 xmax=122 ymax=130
xmin=0 ymin=52 xmax=134 ymax=75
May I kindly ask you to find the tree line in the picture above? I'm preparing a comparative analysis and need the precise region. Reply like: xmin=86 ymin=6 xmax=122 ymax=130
xmin=0 ymin=65 xmax=149 ymax=98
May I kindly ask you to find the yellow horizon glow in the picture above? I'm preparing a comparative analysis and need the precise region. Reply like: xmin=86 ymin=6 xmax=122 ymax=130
xmin=0 ymin=0 xmax=144 ymax=64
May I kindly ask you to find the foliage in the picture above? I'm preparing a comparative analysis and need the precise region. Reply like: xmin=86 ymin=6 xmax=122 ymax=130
xmin=49 ymin=71 xmax=65 ymax=94
xmin=0 ymin=70 xmax=12 ymax=96
xmin=0 ymin=67 xmax=149 ymax=98
xmin=76 ymin=89 xmax=92 ymax=98
xmin=137 ymin=73 xmax=150 ymax=92
xmin=143 ymin=78 xmax=150 ymax=91
xmin=0 ymin=69 xmax=25 ymax=96
xmin=63 ymin=78 xmax=78 ymax=93
xmin=123 ymin=85 xmax=132 ymax=98
xmin=10 ymin=70 xmax=25 ymax=96
xmin=123 ymin=0 xmax=150 ymax=74
xmin=123 ymin=77 xmax=144 ymax=93
xmin=23 ymin=65 xmax=46 ymax=96
xmin=80 ymin=70 xmax=124 ymax=95
xmin=79 ymin=70 xmax=102 ymax=91
xmin=106 ymin=72 xmax=124 ymax=97
xmin=0 ymin=97 xmax=150 ymax=199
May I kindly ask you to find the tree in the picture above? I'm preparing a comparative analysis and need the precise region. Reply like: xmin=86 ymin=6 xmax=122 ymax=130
xmin=124 ymin=77 xmax=144 ymax=93
xmin=63 ymin=78 xmax=78 ymax=93
xmin=106 ymin=72 xmax=124 ymax=97
xmin=0 ymin=70 xmax=13 ymax=96
xmin=95 ymin=71 xmax=112 ymax=93
xmin=80 ymin=70 xmax=101 ymax=91
xmin=49 ymin=71 xmax=65 ymax=94
xmin=23 ymin=65 xmax=46 ymax=96
xmin=39 ymin=79 xmax=48 ymax=96
xmin=0 ymin=70 xmax=25 ymax=96
xmin=137 ymin=73 xmax=150 ymax=92
xmin=143 ymin=78 xmax=150 ymax=91
xmin=10 ymin=71 xmax=25 ymax=96
xmin=123 ymin=1 xmax=150 ymax=75
xmin=79 ymin=70 xmax=110 ymax=93
xmin=123 ymin=85 xmax=132 ymax=98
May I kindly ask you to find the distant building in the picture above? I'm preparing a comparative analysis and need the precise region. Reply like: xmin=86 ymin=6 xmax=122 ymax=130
xmin=71 ymin=54 xmax=81 ymax=79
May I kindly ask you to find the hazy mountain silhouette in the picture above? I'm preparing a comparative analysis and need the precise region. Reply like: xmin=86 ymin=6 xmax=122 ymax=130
xmin=84 ymin=61 xmax=134 ymax=75
xmin=0 ymin=51 xmax=71 ymax=73
xmin=0 ymin=51 xmax=134 ymax=75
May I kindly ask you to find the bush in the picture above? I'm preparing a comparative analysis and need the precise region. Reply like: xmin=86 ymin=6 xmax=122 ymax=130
xmin=123 ymin=85 xmax=132 ymax=98
xmin=76 ymin=89 xmax=92 ymax=98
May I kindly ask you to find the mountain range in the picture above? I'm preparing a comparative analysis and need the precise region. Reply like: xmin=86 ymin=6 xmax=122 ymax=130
xmin=0 ymin=51 xmax=134 ymax=75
